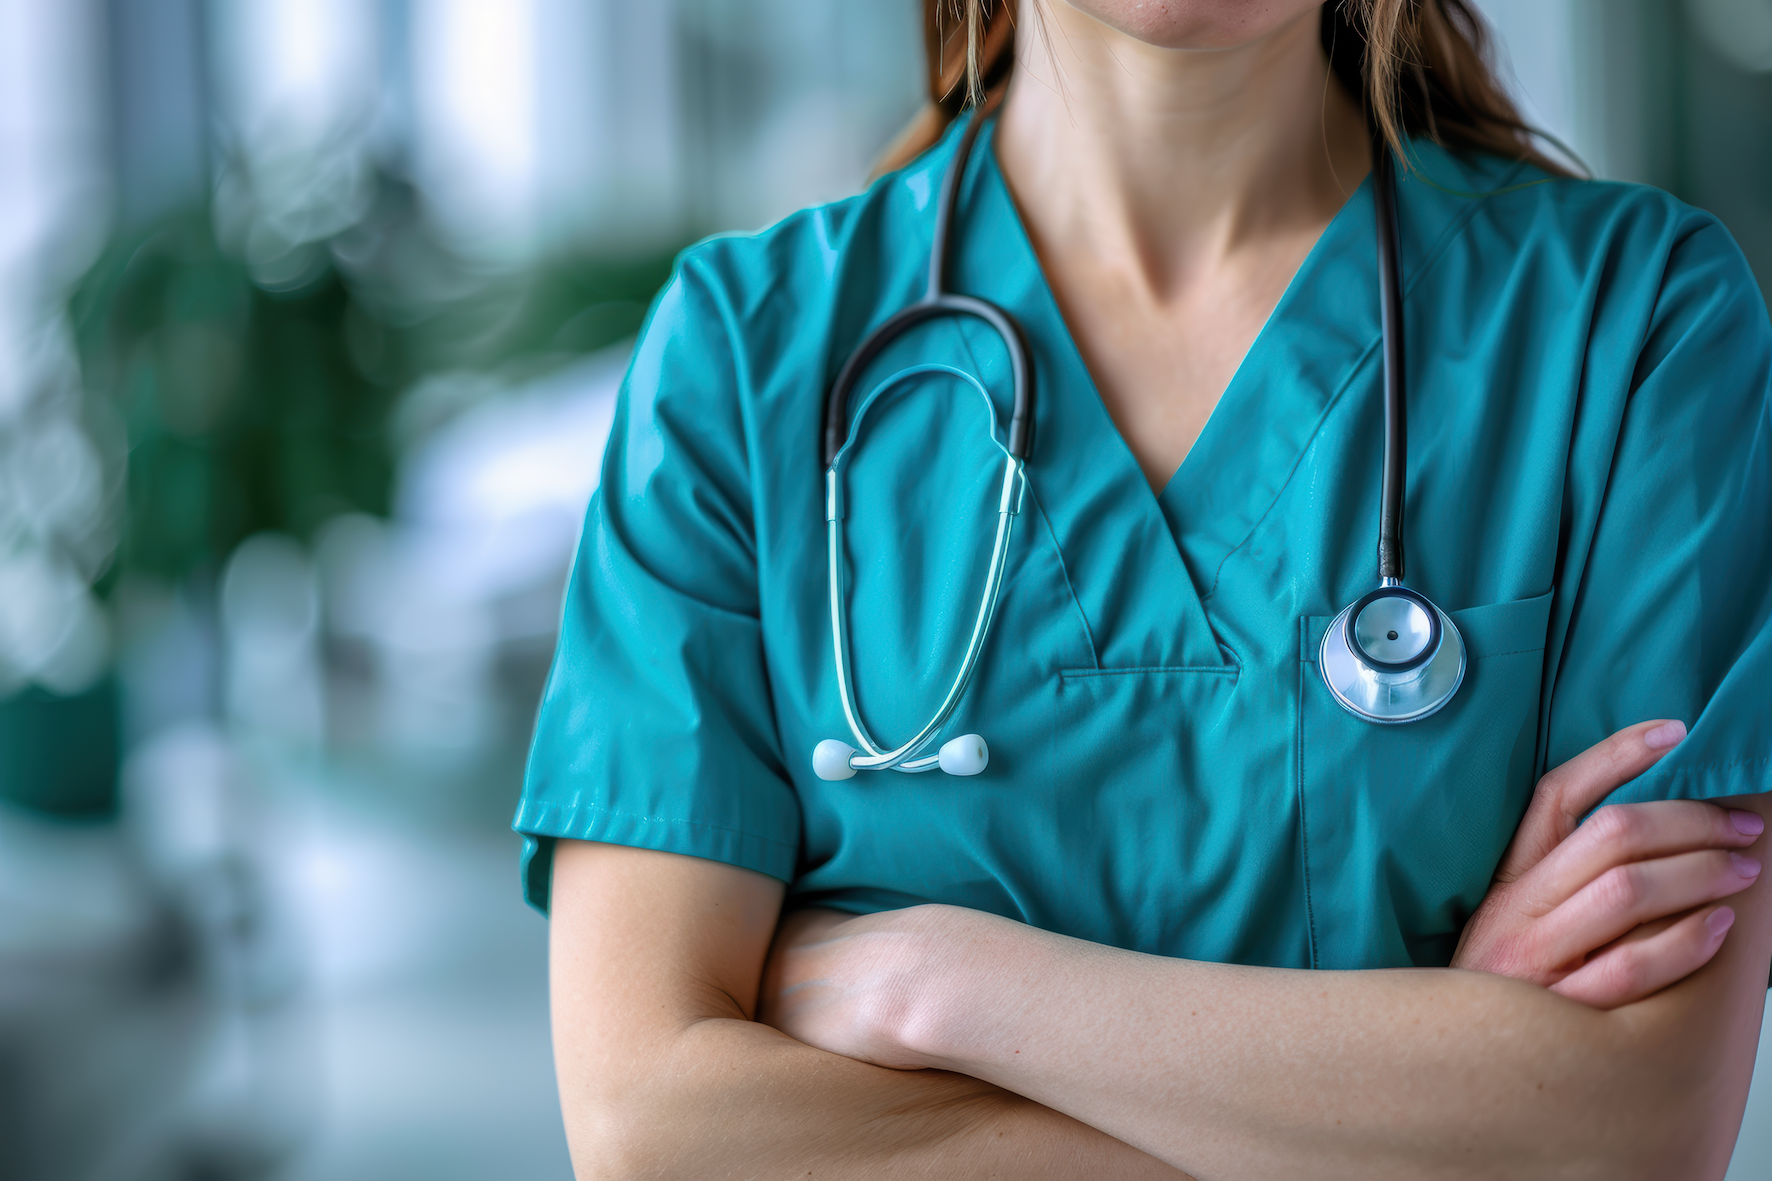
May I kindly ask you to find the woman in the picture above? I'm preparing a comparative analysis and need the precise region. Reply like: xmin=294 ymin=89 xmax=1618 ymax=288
xmin=523 ymin=1 xmax=1772 ymax=1176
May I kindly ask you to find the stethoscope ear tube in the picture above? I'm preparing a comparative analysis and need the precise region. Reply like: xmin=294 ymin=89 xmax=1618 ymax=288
xmin=819 ymin=451 xmax=1025 ymax=777
xmin=822 ymin=294 xmax=1033 ymax=469
xmin=821 ymin=105 xmax=1032 ymax=471
xmin=814 ymin=107 xmax=1037 ymax=779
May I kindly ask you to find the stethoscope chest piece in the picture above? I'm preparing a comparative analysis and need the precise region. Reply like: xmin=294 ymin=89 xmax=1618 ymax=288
xmin=1319 ymin=584 xmax=1465 ymax=724
xmin=1314 ymin=135 xmax=1466 ymax=727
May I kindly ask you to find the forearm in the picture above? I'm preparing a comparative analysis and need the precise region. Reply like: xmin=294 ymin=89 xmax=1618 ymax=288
xmin=762 ymin=771 xmax=1771 ymax=1178
xmin=559 ymin=1010 xmax=1187 ymax=1179
xmin=901 ymin=909 xmax=1766 ymax=1180
xmin=548 ymin=839 xmax=1186 ymax=1180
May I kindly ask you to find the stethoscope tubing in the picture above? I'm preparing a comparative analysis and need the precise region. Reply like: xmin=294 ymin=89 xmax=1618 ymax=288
xmin=816 ymin=110 xmax=1461 ymax=780
xmin=822 ymin=108 xmax=1033 ymax=468
xmin=1372 ymin=134 xmax=1409 ymax=583
xmin=818 ymin=106 xmax=1035 ymax=775
xmin=823 ymin=294 xmax=1032 ymax=467
xmin=826 ymin=453 xmax=1024 ymax=771
xmin=1320 ymin=130 xmax=1468 ymax=724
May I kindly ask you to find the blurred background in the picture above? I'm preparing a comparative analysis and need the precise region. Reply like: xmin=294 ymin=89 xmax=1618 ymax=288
xmin=0 ymin=2 xmax=1766 ymax=1179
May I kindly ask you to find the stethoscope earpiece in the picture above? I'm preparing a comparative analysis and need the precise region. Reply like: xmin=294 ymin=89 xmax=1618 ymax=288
xmin=937 ymin=733 xmax=989 ymax=775
xmin=811 ymin=733 xmax=990 ymax=781
xmin=812 ymin=739 xmax=859 ymax=781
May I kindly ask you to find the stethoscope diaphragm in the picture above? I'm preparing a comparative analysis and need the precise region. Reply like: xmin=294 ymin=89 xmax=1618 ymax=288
xmin=1319 ymin=583 xmax=1466 ymax=724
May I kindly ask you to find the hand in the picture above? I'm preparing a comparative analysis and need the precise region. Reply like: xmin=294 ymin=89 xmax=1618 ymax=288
xmin=1452 ymin=719 xmax=1763 ymax=1008
xmin=759 ymin=904 xmax=986 ymax=1070
xmin=764 ymin=719 xmax=1761 ymax=1068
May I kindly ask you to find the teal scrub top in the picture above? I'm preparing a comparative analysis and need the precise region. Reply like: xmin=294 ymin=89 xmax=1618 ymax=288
xmin=514 ymin=117 xmax=1772 ymax=971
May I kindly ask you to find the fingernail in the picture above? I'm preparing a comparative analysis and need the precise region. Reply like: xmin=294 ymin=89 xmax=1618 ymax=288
xmin=1731 ymin=810 xmax=1765 ymax=836
xmin=1731 ymin=852 xmax=1762 ymax=878
xmin=1644 ymin=720 xmax=1687 ymax=750
xmin=1707 ymin=908 xmax=1736 ymax=938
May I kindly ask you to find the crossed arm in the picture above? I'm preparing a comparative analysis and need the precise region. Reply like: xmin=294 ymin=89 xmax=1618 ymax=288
xmin=551 ymin=840 xmax=1186 ymax=1179
xmin=549 ymin=724 xmax=1772 ymax=1180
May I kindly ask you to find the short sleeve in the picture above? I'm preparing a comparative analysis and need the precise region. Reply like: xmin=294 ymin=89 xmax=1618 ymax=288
xmin=512 ymin=258 xmax=799 ymax=912
xmin=1545 ymin=216 xmax=1772 ymax=806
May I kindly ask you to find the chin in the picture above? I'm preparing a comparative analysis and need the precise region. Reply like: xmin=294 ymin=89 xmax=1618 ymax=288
xmin=1056 ymin=0 xmax=1325 ymax=50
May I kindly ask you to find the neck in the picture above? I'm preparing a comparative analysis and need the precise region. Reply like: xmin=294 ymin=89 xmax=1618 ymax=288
xmin=995 ymin=1 xmax=1370 ymax=298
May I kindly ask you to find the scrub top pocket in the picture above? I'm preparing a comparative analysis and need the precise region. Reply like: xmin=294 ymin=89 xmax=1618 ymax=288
xmin=1297 ymin=591 xmax=1554 ymax=969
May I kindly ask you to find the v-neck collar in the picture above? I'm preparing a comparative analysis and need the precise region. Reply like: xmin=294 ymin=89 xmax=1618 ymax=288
xmin=1156 ymin=168 xmax=1380 ymax=605
xmin=944 ymin=117 xmax=1380 ymax=668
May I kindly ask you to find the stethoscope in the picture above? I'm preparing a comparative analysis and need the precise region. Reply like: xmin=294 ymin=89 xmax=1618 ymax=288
xmin=811 ymin=111 xmax=1464 ymax=783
